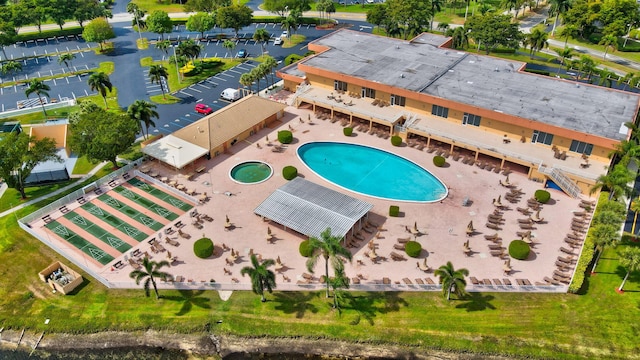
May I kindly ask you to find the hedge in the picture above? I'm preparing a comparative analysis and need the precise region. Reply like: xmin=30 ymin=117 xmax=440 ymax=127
xmin=282 ymin=166 xmax=298 ymax=180
xmin=534 ymin=189 xmax=551 ymax=204
xmin=391 ymin=135 xmax=402 ymax=146
xmin=433 ymin=155 xmax=446 ymax=167
xmin=405 ymin=241 xmax=422 ymax=258
xmin=193 ymin=238 xmax=214 ymax=259
xmin=299 ymin=240 xmax=313 ymax=257
xmin=569 ymin=192 xmax=608 ymax=293
xmin=389 ymin=205 xmax=399 ymax=217
xmin=343 ymin=127 xmax=353 ymax=136
xmin=278 ymin=130 xmax=293 ymax=144
xmin=508 ymin=240 xmax=530 ymax=260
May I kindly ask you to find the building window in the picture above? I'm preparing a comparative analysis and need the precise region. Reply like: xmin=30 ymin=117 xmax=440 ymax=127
xmin=361 ymin=87 xmax=376 ymax=99
xmin=431 ymin=105 xmax=449 ymax=118
xmin=334 ymin=80 xmax=347 ymax=91
xmin=570 ymin=140 xmax=594 ymax=155
xmin=532 ymin=130 xmax=554 ymax=145
xmin=390 ymin=94 xmax=406 ymax=107
xmin=463 ymin=113 xmax=481 ymax=127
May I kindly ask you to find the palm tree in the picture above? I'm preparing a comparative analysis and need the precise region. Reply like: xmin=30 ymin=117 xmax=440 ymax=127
xmin=590 ymin=164 xmax=636 ymax=200
xmin=306 ymin=228 xmax=353 ymax=298
xmin=618 ymin=72 xmax=636 ymax=91
xmin=597 ymin=69 xmax=618 ymax=88
xmin=253 ymin=28 xmax=270 ymax=56
xmin=554 ymin=47 xmax=574 ymax=66
xmin=630 ymin=197 xmax=640 ymax=235
xmin=500 ymin=0 xmax=520 ymax=19
xmin=129 ymin=257 xmax=171 ymax=300
xmin=177 ymin=39 xmax=202 ymax=63
xmin=127 ymin=100 xmax=159 ymax=140
xmin=1 ymin=60 xmax=22 ymax=79
xmin=249 ymin=65 xmax=265 ymax=94
xmin=599 ymin=34 xmax=618 ymax=60
xmin=222 ymin=39 xmax=236 ymax=57
xmin=327 ymin=265 xmax=349 ymax=310
xmin=435 ymin=261 xmax=469 ymax=300
xmin=608 ymin=140 xmax=640 ymax=167
xmin=87 ymin=72 xmax=113 ymax=108
xmin=446 ymin=27 xmax=469 ymax=49
xmin=549 ymin=0 xmax=572 ymax=36
xmin=24 ymin=79 xmax=51 ymax=116
xmin=57 ymin=52 xmax=76 ymax=73
xmin=240 ymin=254 xmax=276 ymax=302
xmin=430 ymin=0 xmax=445 ymax=30
xmin=617 ymin=247 xmax=640 ymax=292
xmin=590 ymin=223 xmax=621 ymax=273
xmin=558 ymin=24 xmax=579 ymax=47
xmin=155 ymin=39 xmax=171 ymax=55
xmin=149 ymin=64 xmax=169 ymax=99
xmin=239 ymin=72 xmax=254 ymax=93
xmin=524 ymin=28 xmax=548 ymax=58
xmin=263 ymin=56 xmax=278 ymax=88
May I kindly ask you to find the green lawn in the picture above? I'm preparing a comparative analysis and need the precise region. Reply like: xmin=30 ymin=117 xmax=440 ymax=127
xmin=0 ymin=180 xmax=77 ymax=213
xmin=72 ymin=156 xmax=100 ymax=175
xmin=142 ymin=57 xmax=241 ymax=94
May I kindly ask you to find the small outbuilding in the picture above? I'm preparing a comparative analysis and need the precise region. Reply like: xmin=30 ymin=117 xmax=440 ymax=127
xmin=39 ymin=261 xmax=83 ymax=295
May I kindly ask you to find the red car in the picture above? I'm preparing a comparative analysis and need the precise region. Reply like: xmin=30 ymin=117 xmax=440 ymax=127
xmin=195 ymin=103 xmax=213 ymax=115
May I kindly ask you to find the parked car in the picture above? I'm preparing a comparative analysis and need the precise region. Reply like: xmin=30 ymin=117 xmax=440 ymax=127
xmin=195 ymin=103 xmax=213 ymax=115
xmin=274 ymin=37 xmax=283 ymax=45
xmin=280 ymin=31 xmax=288 ymax=39
xmin=237 ymin=49 xmax=247 ymax=58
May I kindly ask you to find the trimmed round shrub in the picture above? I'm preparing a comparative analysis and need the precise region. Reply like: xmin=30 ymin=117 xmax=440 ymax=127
xmin=391 ymin=135 xmax=402 ymax=146
xmin=282 ymin=165 xmax=298 ymax=180
xmin=343 ymin=127 xmax=353 ymax=136
xmin=433 ymin=155 xmax=446 ymax=167
xmin=193 ymin=238 xmax=214 ymax=259
xmin=299 ymin=240 xmax=312 ymax=257
xmin=278 ymin=130 xmax=293 ymax=144
xmin=405 ymin=241 xmax=422 ymax=258
xmin=508 ymin=240 xmax=530 ymax=260
xmin=389 ymin=205 xmax=400 ymax=217
xmin=534 ymin=189 xmax=551 ymax=204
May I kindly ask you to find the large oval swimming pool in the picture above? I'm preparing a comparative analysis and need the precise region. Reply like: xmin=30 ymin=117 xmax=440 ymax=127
xmin=297 ymin=142 xmax=448 ymax=202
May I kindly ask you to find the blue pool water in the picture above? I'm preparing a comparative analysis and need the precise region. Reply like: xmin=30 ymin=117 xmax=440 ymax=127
xmin=297 ymin=142 xmax=448 ymax=202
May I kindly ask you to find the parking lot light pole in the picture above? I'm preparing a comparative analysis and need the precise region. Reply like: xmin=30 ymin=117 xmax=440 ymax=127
xmin=172 ymin=44 xmax=181 ymax=84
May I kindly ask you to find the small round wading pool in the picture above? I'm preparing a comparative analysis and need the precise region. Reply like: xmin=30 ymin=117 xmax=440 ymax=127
xmin=229 ymin=161 xmax=273 ymax=184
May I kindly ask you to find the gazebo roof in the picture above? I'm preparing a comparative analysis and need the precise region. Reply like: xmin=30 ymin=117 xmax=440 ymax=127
xmin=254 ymin=178 xmax=373 ymax=239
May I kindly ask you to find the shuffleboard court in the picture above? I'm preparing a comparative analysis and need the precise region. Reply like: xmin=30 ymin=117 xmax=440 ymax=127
xmin=110 ymin=186 xmax=180 ymax=221
xmin=44 ymin=221 xmax=115 ymax=265
xmin=80 ymin=203 xmax=151 ymax=242
xmin=88 ymin=200 xmax=165 ymax=231
xmin=127 ymin=178 xmax=194 ymax=212
xmin=62 ymin=212 xmax=134 ymax=252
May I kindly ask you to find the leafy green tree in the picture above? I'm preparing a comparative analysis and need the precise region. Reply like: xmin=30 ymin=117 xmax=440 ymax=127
xmin=87 ymin=71 xmax=113 ymax=108
xmin=0 ymin=21 xmax=18 ymax=60
xmin=305 ymin=228 xmax=353 ymax=298
xmin=68 ymin=101 xmax=100 ymax=124
xmin=590 ymin=163 xmax=636 ymax=200
xmin=434 ymin=261 xmax=469 ymax=300
xmin=217 ymin=5 xmax=253 ymax=39
xmin=386 ymin=0 xmax=433 ymax=40
xmin=240 ymin=254 xmax=277 ymax=302
xmin=127 ymin=100 xmax=159 ymax=140
xmin=467 ymin=13 xmax=523 ymax=54
xmin=82 ymin=17 xmax=115 ymax=51
xmin=523 ymin=28 xmax=548 ymax=57
xmin=0 ymin=132 xmax=61 ymax=199
xmin=68 ymin=107 xmax=138 ymax=169
xmin=147 ymin=10 xmax=173 ymax=40
xmin=617 ymin=247 xmax=640 ymax=292
xmin=599 ymin=34 xmax=618 ymax=59
xmin=57 ymin=53 xmax=76 ymax=73
xmin=253 ymin=28 xmax=270 ymax=55
xmin=74 ymin=0 xmax=112 ymax=29
xmin=549 ymin=0 xmax=573 ymax=36
xmin=48 ymin=0 xmax=75 ymax=30
xmin=24 ymin=79 xmax=50 ymax=116
xmin=184 ymin=0 xmax=230 ymax=13
xmin=129 ymin=257 xmax=171 ymax=300
xmin=149 ymin=64 xmax=169 ymax=99
xmin=366 ymin=3 xmax=387 ymax=31
xmin=186 ymin=12 xmax=216 ymax=39
xmin=590 ymin=223 xmax=621 ymax=273
xmin=263 ymin=0 xmax=310 ymax=16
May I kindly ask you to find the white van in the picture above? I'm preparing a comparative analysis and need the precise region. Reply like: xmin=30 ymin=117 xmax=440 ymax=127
xmin=221 ymin=88 xmax=241 ymax=102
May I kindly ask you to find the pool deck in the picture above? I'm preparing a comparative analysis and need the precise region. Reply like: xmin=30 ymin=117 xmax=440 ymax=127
xmin=30 ymin=98 xmax=593 ymax=293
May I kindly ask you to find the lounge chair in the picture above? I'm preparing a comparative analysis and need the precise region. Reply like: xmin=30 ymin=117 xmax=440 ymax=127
xmin=415 ymin=278 xmax=424 ymax=285
xmin=502 ymin=278 xmax=512 ymax=286
xmin=394 ymin=243 xmax=405 ymax=250
xmin=417 ymin=259 xmax=430 ymax=272
xmin=425 ymin=277 xmax=435 ymax=285
xmin=403 ymin=278 xmax=412 ymax=285
xmin=469 ymin=277 xmax=480 ymax=285
xmin=390 ymin=251 xmax=406 ymax=261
